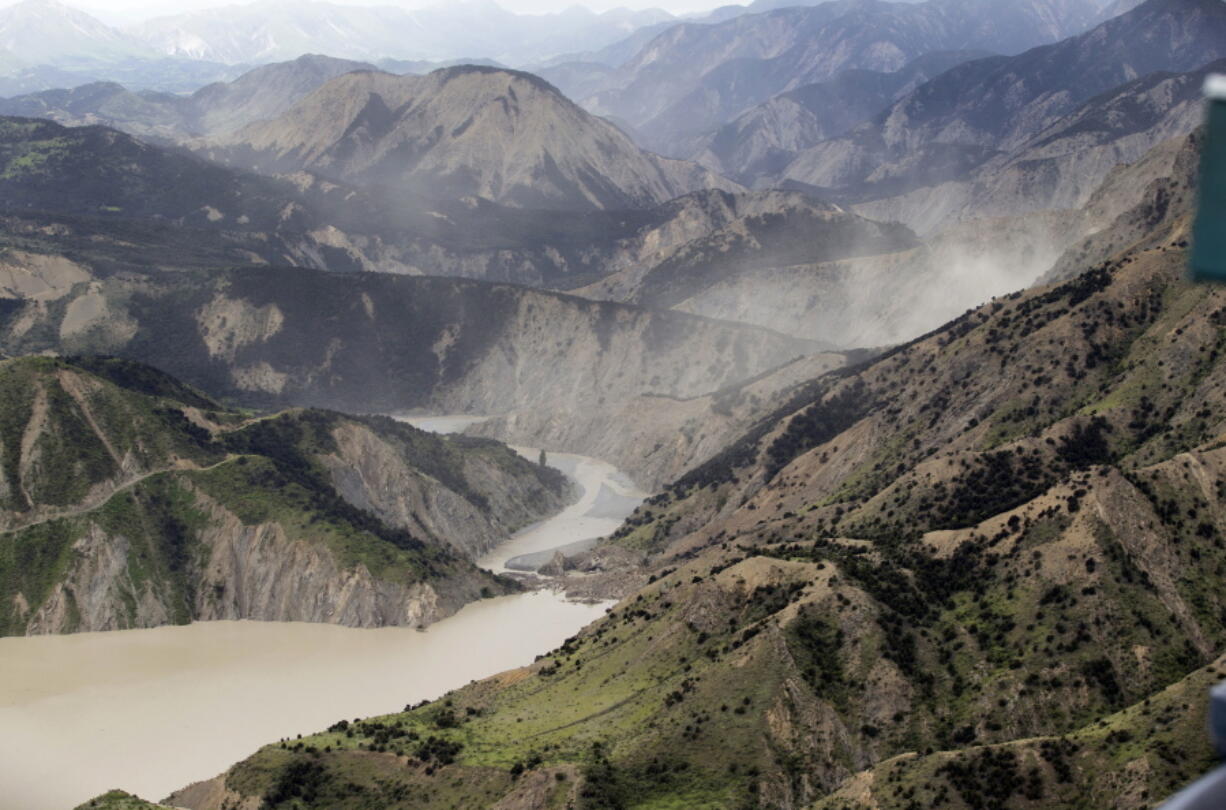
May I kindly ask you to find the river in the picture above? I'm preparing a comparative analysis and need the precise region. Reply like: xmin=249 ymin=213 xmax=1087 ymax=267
xmin=0 ymin=417 xmax=641 ymax=810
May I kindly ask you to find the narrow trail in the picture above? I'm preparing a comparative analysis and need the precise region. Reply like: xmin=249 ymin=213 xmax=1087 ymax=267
xmin=0 ymin=455 xmax=240 ymax=537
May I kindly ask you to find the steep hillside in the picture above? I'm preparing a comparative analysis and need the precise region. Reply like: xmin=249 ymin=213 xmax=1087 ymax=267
xmin=811 ymin=650 xmax=1225 ymax=808
xmin=0 ymin=266 xmax=815 ymax=436
xmin=581 ymin=0 xmax=1105 ymax=156
xmin=126 ymin=102 xmax=1226 ymax=804
xmin=784 ymin=0 xmax=1226 ymax=232
xmin=0 ymin=114 xmax=721 ymax=286
xmin=186 ymin=54 xmax=378 ymax=136
xmin=1042 ymin=126 xmax=1204 ymax=284
xmin=845 ymin=57 xmax=1220 ymax=234
xmin=692 ymin=51 xmax=988 ymax=183
xmin=0 ymin=113 xmax=638 ymax=283
xmin=0 ymin=116 xmax=326 ymax=228
xmin=571 ymin=190 xmax=918 ymax=315
xmin=203 ymin=66 xmax=737 ymax=211
xmin=472 ymin=352 xmax=853 ymax=492
xmin=0 ymin=355 xmax=572 ymax=638
xmin=147 ymin=200 xmax=1226 ymax=810
xmin=566 ymin=131 xmax=1197 ymax=349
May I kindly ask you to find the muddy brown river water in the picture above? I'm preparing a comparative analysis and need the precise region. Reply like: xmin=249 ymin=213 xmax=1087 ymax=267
xmin=0 ymin=416 xmax=640 ymax=810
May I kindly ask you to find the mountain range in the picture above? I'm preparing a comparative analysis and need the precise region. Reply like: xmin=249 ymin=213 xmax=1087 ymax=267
xmin=130 ymin=0 xmax=676 ymax=67
xmin=780 ymin=0 xmax=1226 ymax=231
xmin=0 ymin=0 xmax=154 ymax=67
xmin=2 ymin=0 xmax=1225 ymax=806
xmin=569 ymin=0 xmax=1112 ymax=157
xmin=690 ymin=49 xmax=990 ymax=183
xmin=0 ymin=54 xmax=376 ymax=139
xmin=0 ymin=0 xmax=682 ymax=78
xmin=118 ymin=127 xmax=1226 ymax=809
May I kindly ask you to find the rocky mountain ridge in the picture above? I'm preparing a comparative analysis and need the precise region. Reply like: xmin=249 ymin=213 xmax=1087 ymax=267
xmin=562 ymin=127 xmax=1199 ymax=351
xmin=129 ymin=0 xmax=674 ymax=67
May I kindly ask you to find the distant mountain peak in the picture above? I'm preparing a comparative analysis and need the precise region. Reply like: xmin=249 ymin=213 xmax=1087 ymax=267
xmin=0 ymin=0 xmax=150 ymax=65
xmin=204 ymin=66 xmax=738 ymax=210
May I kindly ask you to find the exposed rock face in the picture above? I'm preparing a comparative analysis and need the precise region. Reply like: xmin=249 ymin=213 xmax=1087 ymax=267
xmin=0 ymin=249 xmax=89 ymax=300
xmin=23 ymin=490 xmax=480 ymax=635
xmin=663 ymin=211 xmax=1078 ymax=348
xmin=190 ymin=491 xmax=462 ymax=629
xmin=570 ymin=189 xmax=917 ymax=319
xmin=202 ymin=66 xmax=739 ymax=211
xmin=1041 ymin=125 xmax=1202 ymax=283
xmin=537 ymin=551 xmax=570 ymax=577
xmin=471 ymin=352 xmax=849 ymax=490
xmin=844 ymin=57 xmax=1219 ymax=235
xmin=425 ymin=281 xmax=817 ymax=418
xmin=0 ymin=357 xmax=572 ymax=637
xmin=25 ymin=526 xmax=172 ymax=634
xmin=321 ymin=421 xmax=573 ymax=559
xmin=567 ymin=192 xmax=1086 ymax=350
xmin=0 ymin=268 xmax=815 ymax=419
xmin=567 ymin=120 xmax=1205 ymax=356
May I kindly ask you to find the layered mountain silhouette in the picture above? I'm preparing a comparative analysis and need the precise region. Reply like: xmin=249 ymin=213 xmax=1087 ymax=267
xmin=781 ymin=0 xmax=1226 ymax=230
xmin=0 ymin=54 xmax=379 ymax=140
xmin=578 ymin=0 xmax=1110 ymax=156
xmin=129 ymin=0 xmax=674 ymax=66
xmin=691 ymin=49 xmax=990 ymax=183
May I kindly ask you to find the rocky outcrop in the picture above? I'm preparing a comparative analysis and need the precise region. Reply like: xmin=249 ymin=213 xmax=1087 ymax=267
xmin=18 ymin=487 xmax=490 ymax=635
xmin=190 ymin=491 xmax=470 ymax=629
xmin=320 ymin=420 xmax=573 ymax=559
xmin=24 ymin=525 xmax=171 ymax=634
xmin=470 ymin=352 xmax=849 ymax=490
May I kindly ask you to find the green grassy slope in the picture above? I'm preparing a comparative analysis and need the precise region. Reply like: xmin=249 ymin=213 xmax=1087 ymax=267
xmin=74 ymin=791 xmax=174 ymax=810
xmin=157 ymin=214 xmax=1226 ymax=809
